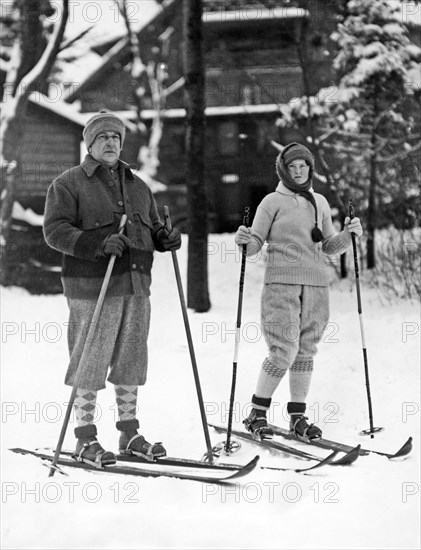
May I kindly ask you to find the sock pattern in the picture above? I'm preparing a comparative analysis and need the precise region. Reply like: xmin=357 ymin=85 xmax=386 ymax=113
xmin=255 ymin=357 xmax=287 ymax=400
xmin=74 ymin=388 xmax=97 ymax=427
xmin=262 ymin=357 xmax=288 ymax=377
xmin=290 ymin=358 xmax=314 ymax=373
xmin=115 ymin=385 xmax=138 ymax=421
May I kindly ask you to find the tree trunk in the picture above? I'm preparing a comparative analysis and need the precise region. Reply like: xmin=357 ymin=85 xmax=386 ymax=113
xmin=183 ymin=0 xmax=210 ymax=312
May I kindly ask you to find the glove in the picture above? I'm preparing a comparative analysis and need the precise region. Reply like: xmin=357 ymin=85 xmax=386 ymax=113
xmin=157 ymin=227 xmax=182 ymax=251
xmin=103 ymin=234 xmax=132 ymax=257
xmin=235 ymin=225 xmax=252 ymax=245
xmin=344 ymin=216 xmax=363 ymax=238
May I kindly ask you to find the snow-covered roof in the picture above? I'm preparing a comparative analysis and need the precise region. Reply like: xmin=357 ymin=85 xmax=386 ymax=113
xmin=62 ymin=37 xmax=129 ymax=102
xmin=27 ymin=92 xmax=86 ymax=126
xmin=203 ymin=6 xmax=309 ymax=24
xmin=104 ymin=103 xmax=285 ymax=121
xmin=64 ymin=0 xmax=181 ymax=103
xmin=63 ymin=0 xmax=167 ymax=50
xmin=27 ymin=94 xmax=138 ymax=131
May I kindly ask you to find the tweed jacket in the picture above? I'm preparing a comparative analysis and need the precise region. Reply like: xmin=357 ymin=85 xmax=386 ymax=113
xmin=43 ymin=155 xmax=164 ymax=298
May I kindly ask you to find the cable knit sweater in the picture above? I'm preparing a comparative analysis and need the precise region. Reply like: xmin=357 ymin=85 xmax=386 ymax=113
xmin=246 ymin=181 xmax=351 ymax=287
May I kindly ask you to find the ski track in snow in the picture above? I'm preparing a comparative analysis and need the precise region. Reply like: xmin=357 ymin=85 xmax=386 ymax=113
xmin=1 ymin=234 xmax=419 ymax=549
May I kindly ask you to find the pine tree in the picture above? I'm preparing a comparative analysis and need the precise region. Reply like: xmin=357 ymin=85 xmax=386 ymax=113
xmin=276 ymin=0 xmax=420 ymax=268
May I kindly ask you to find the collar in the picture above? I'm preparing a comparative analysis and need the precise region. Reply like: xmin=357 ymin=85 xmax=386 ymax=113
xmin=275 ymin=180 xmax=314 ymax=196
xmin=81 ymin=154 xmax=134 ymax=180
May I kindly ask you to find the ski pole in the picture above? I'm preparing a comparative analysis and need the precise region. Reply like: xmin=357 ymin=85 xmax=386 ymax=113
xmin=222 ymin=206 xmax=250 ymax=455
xmin=48 ymin=214 xmax=128 ymax=476
xmin=348 ymin=200 xmax=383 ymax=438
xmin=163 ymin=206 xmax=215 ymax=463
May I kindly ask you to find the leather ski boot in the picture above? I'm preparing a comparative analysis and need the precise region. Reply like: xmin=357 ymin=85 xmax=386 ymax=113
xmin=243 ymin=408 xmax=273 ymax=440
xmin=288 ymin=402 xmax=322 ymax=440
xmin=117 ymin=419 xmax=166 ymax=461
xmin=74 ymin=424 xmax=116 ymax=467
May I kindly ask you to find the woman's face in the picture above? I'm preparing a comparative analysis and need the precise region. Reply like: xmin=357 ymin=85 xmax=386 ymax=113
xmin=287 ymin=159 xmax=310 ymax=185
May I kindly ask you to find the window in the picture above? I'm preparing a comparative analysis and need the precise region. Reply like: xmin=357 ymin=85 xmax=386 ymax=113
xmin=218 ymin=121 xmax=238 ymax=156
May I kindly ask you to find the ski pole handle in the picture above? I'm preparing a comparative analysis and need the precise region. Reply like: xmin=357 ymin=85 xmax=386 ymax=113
xmin=349 ymin=199 xmax=355 ymax=221
xmin=243 ymin=206 xmax=250 ymax=228
xmin=348 ymin=199 xmax=359 ymax=280
xmin=164 ymin=206 xmax=172 ymax=232
xmin=117 ymin=213 xmax=128 ymax=234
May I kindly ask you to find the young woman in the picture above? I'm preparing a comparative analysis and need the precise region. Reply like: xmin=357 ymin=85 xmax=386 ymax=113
xmin=235 ymin=142 xmax=362 ymax=440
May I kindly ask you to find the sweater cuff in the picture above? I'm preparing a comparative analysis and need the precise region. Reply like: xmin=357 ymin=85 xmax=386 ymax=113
xmin=322 ymin=231 xmax=352 ymax=256
xmin=245 ymin=234 xmax=264 ymax=257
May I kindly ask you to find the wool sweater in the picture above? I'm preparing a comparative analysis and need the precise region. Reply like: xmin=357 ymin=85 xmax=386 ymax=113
xmin=43 ymin=155 xmax=164 ymax=299
xmin=246 ymin=181 xmax=351 ymax=287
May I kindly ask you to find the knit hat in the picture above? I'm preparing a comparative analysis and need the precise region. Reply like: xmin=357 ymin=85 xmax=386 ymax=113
xmin=276 ymin=142 xmax=314 ymax=181
xmin=83 ymin=110 xmax=126 ymax=149
xmin=275 ymin=142 xmax=324 ymax=243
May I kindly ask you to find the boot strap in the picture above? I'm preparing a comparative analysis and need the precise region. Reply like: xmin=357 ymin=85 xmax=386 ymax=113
xmin=125 ymin=434 xmax=162 ymax=460
xmin=291 ymin=415 xmax=312 ymax=438
xmin=77 ymin=440 xmax=105 ymax=468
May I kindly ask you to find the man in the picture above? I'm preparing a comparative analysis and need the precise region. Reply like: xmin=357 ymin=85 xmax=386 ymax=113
xmin=43 ymin=110 xmax=181 ymax=466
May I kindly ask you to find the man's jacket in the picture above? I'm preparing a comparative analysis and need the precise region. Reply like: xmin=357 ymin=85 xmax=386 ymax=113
xmin=43 ymin=155 xmax=165 ymax=298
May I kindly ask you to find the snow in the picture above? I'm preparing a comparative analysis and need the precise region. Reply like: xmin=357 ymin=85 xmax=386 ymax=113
xmin=1 ymin=235 xmax=420 ymax=549
xmin=62 ymin=0 xmax=163 ymax=47
xmin=11 ymin=203 xmax=44 ymax=227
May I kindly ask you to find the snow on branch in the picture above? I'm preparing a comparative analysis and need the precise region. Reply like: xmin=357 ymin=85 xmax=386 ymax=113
xmin=19 ymin=0 xmax=69 ymax=97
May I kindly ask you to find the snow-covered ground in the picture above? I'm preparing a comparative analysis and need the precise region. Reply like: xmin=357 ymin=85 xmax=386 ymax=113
xmin=1 ymin=234 xmax=420 ymax=549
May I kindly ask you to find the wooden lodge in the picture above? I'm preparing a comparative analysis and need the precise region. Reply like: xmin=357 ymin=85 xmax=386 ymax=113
xmin=63 ymin=0 xmax=338 ymax=231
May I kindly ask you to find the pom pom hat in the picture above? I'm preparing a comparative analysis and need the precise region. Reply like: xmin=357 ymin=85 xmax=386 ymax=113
xmin=83 ymin=110 xmax=126 ymax=150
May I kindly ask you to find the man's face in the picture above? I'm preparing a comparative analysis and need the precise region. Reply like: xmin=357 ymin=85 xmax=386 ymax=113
xmin=287 ymin=159 xmax=310 ymax=185
xmin=89 ymin=132 xmax=122 ymax=166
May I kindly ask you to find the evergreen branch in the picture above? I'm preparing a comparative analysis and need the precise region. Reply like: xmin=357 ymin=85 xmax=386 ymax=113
xmin=377 ymin=140 xmax=421 ymax=163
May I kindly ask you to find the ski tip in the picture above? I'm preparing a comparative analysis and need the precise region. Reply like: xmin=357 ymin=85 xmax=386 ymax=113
xmin=248 ymin=455 xmax=260 ymax=469
xmin=331 ymin=444 xmax=361 ymax=466
xmin=390 ymin=437 xmax=413 ymax=459
xmin=294 ymin=450 xmax=338 ymax=473
xmin=225 ymin=455 xmax=260 ymax=481
xmin=9 ymin=448 xmax=27 ymax=455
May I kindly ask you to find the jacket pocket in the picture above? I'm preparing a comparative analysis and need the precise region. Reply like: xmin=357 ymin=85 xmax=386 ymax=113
xmin=81 ymin=211 xmax=115 ymax=231
xmin=133 ymin=210 xmax=155 ymax=250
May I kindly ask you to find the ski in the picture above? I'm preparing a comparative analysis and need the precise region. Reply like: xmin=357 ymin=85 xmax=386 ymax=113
xmin=55 ymin=448 xmax=248 ymax=472
xmin=9 ymin=448 xmax=259 ymax=484
xmin=209 ymin=424 xmax=360 ymax=466
xmin=56 ymin=448 xmax=334 ymax=474
xmin=269 ymin=424 xmax=413 ymax=459
xmin=113 ymin=449 xmax=339 ymax=473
